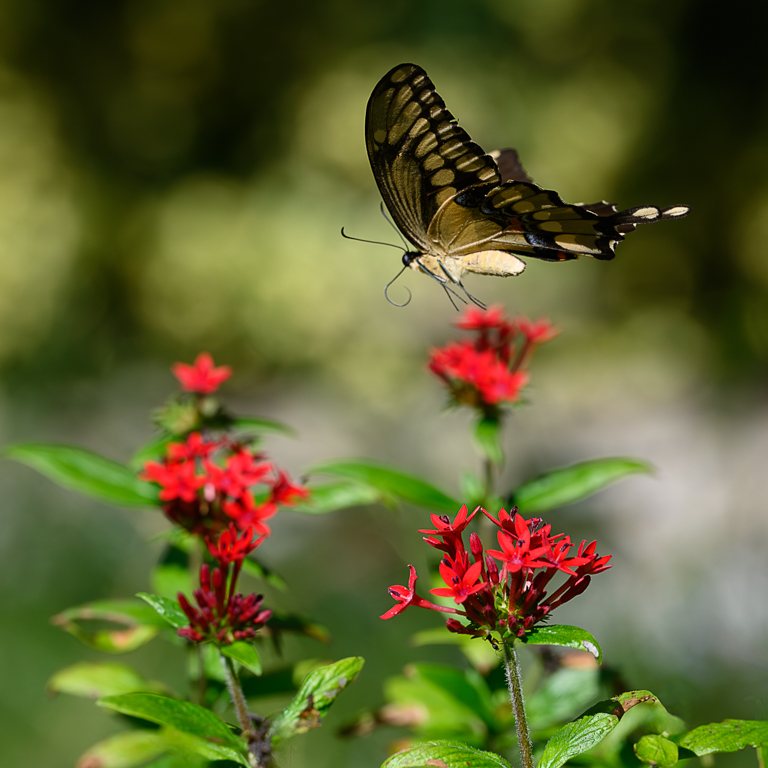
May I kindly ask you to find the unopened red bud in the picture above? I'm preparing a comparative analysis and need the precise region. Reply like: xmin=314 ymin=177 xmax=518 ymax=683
xmin=485 ymin=555 xmax=499 ymax=585
xmin=469 ymin=533 xmax=483 ymax=560
xmin=212 ymin=567 xmax=224 ymax=589
xmin=177 ymin=593 xmax=197 ymax=621
xmin=199 ymin=564 xmax=211 ymax=591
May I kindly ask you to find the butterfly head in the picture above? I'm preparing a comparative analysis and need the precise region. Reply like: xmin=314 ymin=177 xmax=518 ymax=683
xmin=402 ymin=251 xmax=421 ymax=269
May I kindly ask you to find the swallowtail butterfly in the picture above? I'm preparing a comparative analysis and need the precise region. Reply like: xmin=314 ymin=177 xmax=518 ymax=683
xmin=365 ymin=63 xmax=690 ymax=305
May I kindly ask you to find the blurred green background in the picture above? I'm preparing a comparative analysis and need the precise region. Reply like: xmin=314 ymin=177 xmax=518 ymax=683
xmin=2 ymin=0 xmax=768 ymax=765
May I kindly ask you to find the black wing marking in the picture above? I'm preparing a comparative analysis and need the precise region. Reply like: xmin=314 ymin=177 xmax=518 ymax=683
xmin=366 ymin=63 xmax=500 ymax=252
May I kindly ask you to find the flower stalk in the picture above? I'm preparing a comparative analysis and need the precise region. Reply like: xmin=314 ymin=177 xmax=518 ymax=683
xmin=220 ymin=651 xmax=254 ymax=735
xmin=503 ymin=638 xmax=534 ymax=768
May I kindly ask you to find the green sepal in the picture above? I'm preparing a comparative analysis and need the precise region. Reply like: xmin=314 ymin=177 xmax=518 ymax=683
xmin=268 ymin=657 xmax=364 ymax=745
xmin=675 ymin=720 xmax=768 ymax=756
xmin=221 ymin=641 xmax=262 ymax=676
xmin=510 ymin=457 xmax=652 ymax=514
xmin=98 ymin=693 xmax=248 ymax=766
xmin=5 ymin=443 xmax=158 ymax=507
xmin=635 ymin=734 xmax=679 ymax=766
xmin=474 ymin=417 xmax=503 ymax=466
xmin=539 ymin=690 xmax=661 ymax=768
xmin=51 ymin=598 xmax=167 ymax=653
xmin=382 ymin=739 xmax=513 ymax=768
xmin=137 ymin=593 xmax=188 ymax=630
xmin=519 ymin=624 xmax=602 ymax=663
xmin=306 ymin=459 xmax=460 ymax=513
xmin=47 ymin=661 xmax=171 ymax=699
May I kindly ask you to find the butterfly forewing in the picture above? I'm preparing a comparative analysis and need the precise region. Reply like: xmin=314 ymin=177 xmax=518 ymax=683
xmin=366 ymin=63 xmax=501 ymax=253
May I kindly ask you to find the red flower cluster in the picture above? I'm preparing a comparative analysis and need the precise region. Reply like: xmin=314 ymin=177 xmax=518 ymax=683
xmin=382 ymin=505 xmax=611 ymax=640
xmin=428 ymin=306 xmax=558 ymax=414
xmin=141 ymin=432 xmax=308 ymax=537
xmin=178 ymin=525 xmax=271 ymax=644
xmin=172 ymin=352 xmax=232 ymax=395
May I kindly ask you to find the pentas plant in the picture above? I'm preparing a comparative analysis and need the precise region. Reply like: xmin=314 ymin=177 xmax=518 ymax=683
xmin=381 ymin=504 xmax=611 ymax=768
xmin=9 ymin=314 xmax=765 ymax=768
xmin=382 ymin=505 xmax=611 ymax=641
xmin=428 ymin=306 xmax=558 ymax=417
xmin=9 ymin=352 xmax=369 ymax=768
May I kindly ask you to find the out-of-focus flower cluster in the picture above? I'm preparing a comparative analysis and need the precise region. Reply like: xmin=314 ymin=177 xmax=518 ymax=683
xmin=382 ymin=505 xmax=611 ymax=641
xmin=141 ymin=432 xmax=307 ymax=537
xmin=139 ymin=352 xmax=308 ymax=646
xmin=428 ymin=306 xmax=558 ymax=415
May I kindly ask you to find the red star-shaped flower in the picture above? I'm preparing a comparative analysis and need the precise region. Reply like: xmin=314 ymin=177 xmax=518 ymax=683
xmin=172 ymin=352 xmax=232 ymax=395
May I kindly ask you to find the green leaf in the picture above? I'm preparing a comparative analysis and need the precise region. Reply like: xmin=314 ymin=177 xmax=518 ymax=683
xmin=137 ymin=593 xmax=189 ymax=630
xmin=676 ymin=720 xmax=768 ymax=756
xmin=291 ymin=480 xmax=383 ymax=514
xmin=48 ymin=661 xmax=170 ymax=699
xmin=239 ymin=556 xmax=288 ymax=590
xmin=519 ymin=624 xmax=602 ymax=663
xmin=474 ymin=417 xmax=503 ymax=466
xmin=51 ymin=598 xmax=166 ymax=653
xmin=539 ymin=690 xmax=661 ymax=768
xmin=381 ymin=664 xmax=494 ymax=743
xmin=230 ymin=416 xmax=295 ymax=437
xmin=98 ymin=693 xmax=248 ymax=765
xmin=5 ymin=443 xmax=159 ymax=507
xmin=151 ymin=562 xmax=193 ymax=600
xmin=635 ymin=734 xmax=679 ymax=766
xmin=221 ymin=642 xmax=262 ymax=676
xmin=307 ymin=459 xmax=460 ymax=514
xmin=76 ymin=731 xmax=169 ymax=768
xmin=526 ymin=668 xmax=601 ymax=731
xmin=385 ymin=679 xmax=486 ymax=743
xmin=382 ymin=739 xmax=512 ymax=768
xmin=268 ymin=657 xmax=364 ymax=745
xmin=511 ymin=457 xmax=652 ymax=514
xmin=130 ymin=433 xmax=175 ymax=469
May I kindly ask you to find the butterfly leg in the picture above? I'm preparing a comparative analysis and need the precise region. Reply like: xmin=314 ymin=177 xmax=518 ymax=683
xmin=435 ymin=261 xmax=487 ymax=310
xmin=416 ymin=262 xmax=469 ymax=309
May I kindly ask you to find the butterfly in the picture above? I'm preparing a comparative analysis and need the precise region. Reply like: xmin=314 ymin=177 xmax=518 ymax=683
xmin=365 ymin=63 xmax=690 ymax=307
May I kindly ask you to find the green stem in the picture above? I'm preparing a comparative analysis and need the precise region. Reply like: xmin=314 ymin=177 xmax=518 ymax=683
xmin=503 ymin=638 xmax=535 ymax=768
xmin=220 ymin=651 xmax=253 ymax=735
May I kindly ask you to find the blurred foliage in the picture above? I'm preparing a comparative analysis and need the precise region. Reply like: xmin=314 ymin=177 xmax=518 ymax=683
xmin=0 ymin=0 xmax=764 ymax=386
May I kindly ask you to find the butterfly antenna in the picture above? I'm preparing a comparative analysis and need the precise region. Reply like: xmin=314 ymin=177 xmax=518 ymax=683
xmin=340 ymin=227 xmax=406 ymax=253
xmin=384 ymin=265 xmax=413 ymax=307
xmin=379 ymin=203 xmax=410 ymax=251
